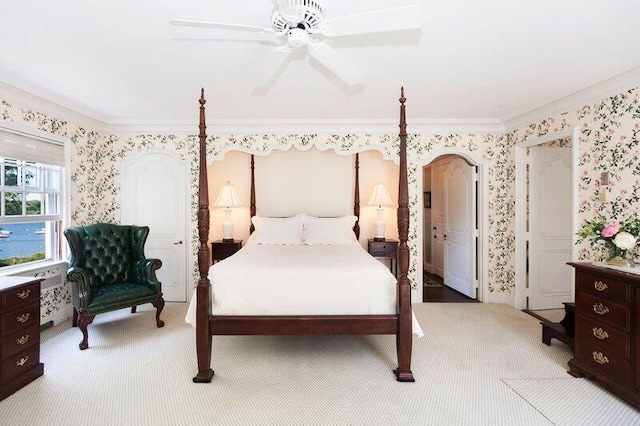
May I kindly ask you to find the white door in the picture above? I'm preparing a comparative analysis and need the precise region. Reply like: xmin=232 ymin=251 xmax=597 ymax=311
xmin=528 ymin=146 xmax=573 ymax=310
xmin=444 ymin=158 xmax=476 ymax=298
xmin=121 ymin=150 xmax=188 ymax=302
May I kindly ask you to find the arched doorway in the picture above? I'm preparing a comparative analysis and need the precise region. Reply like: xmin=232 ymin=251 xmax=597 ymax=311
xmin=417 ymin=149 xmax=489 ymax=303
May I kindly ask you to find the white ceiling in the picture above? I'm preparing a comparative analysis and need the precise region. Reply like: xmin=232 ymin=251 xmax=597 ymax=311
xmin=1 ymin=0 xmax=639 ymax=127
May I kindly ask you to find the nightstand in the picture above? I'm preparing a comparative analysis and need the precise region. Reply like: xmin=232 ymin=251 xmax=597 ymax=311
xmin=368 ymin=239 xmax=399 ymax=277
xmin=211 ymin=240 xmax=242 ymax=263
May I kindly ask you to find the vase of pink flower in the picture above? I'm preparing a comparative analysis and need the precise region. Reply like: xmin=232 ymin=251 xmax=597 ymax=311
xmin=577 ymin=216 xmax=640 ymax=267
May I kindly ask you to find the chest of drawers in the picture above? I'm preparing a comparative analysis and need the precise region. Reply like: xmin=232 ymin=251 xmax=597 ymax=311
xmin=0 ymin=276 xmax=44 ymax=401
xmin=568 ymin=262 xmax=640 ymax=408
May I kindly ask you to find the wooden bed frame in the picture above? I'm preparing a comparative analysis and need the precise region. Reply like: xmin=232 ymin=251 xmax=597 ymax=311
xmin=192 ymin=88 xmax=414 ymax=382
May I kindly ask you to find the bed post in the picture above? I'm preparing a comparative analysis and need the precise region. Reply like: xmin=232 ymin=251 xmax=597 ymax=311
xmin=193 ymin=89 xmax=214 ymax=383
xmin=353 ymin=153 xmax=360 ymax=239
xmin=250 ymin=154 xmax=256 ymax=234
xmin=394 ymin=87 xmax=414 ymax=382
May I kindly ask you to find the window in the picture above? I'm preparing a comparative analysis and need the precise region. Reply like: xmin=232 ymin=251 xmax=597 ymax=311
xmin=0 ymin=128 xmax=65 ymax=269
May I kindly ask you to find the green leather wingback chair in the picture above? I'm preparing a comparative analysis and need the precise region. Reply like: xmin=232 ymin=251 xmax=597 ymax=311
xmin=64 ymin=223 xmax=165 ymax=350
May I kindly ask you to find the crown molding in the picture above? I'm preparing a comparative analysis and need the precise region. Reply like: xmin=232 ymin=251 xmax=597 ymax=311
xmin=106 ymin=117 xmax=505 ymax=136
xmin=504 ymin=66 xmax=640 ymax=131
xmin=0 ymin=79 xmax=107 ymax=133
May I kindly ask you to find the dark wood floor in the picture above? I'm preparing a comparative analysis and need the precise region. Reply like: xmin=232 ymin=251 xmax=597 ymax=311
xmin=423 ymin=271 xmax=478 ymax=303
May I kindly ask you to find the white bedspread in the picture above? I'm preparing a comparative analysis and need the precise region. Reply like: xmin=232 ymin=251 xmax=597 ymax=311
xmin=185 ymin=243 xmax=423 ymax=337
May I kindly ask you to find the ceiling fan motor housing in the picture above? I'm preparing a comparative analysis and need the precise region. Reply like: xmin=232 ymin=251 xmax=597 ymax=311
xmin=272 ymin=0 xmax=324 ymax=31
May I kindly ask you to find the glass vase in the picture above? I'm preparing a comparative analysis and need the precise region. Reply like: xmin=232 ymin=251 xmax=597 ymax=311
xmin=605 ymin=250 xmax=635 ymax=268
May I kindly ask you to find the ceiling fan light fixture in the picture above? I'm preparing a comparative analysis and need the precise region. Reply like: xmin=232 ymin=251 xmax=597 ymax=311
xmin=287 ymin=27 xmax=308 ymax=48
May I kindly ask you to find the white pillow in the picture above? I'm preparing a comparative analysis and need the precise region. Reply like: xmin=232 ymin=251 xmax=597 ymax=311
xmin=249 ymin=215 xmax=304 ymax=245
xmin=302 ymin=214 xmax=359 ymax=245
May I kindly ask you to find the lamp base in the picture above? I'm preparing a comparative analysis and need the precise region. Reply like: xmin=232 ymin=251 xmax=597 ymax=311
xmin=222 ymin=238 xmax=235 ymax=243
xmin=373 ymin=237 xmax=386 ymax=242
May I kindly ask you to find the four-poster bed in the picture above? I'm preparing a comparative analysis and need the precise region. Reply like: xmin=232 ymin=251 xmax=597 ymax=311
xmin=190 ymin=88 xmax=415 ymax=382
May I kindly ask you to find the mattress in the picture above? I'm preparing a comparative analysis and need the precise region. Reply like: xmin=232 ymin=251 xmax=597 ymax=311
xmin=185 ymin=243 xmax=423 ymax=337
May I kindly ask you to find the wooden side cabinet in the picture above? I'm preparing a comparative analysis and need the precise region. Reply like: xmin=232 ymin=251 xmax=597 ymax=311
xmin=567 ymin=262 xmax=640 ymax=409
xmin=368 ymin=239 xmax=399 ymax=277
xmin=0 ymin=276 xmax=44 ymax=401
xmin=211 ymin=240 xmax=242 ymax=263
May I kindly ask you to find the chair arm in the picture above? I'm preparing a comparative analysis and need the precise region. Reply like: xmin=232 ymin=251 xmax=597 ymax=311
xmin=132 ymin=259 xmax=163 ymax=291
xmin=66 ymin=266 xmax=92 ymax=309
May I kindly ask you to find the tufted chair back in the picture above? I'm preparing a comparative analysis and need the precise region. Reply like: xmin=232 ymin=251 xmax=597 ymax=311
xmin=64 ymin=223 xmax=148 ymax=288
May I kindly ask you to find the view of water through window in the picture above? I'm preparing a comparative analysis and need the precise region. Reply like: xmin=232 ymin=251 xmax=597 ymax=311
xmin=0 ymin=222 xmax=46 ymax=265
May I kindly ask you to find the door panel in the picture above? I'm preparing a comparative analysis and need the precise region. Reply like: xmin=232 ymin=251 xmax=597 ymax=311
xmin=121 ymin=151 xmax=188 ymax=302
xmin=528 ymin=146 xmax=573 ymax=309
xmin=444 ymin=158 xmax=476 ymax=298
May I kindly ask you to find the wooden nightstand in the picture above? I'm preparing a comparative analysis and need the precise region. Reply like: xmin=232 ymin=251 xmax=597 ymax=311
xmin=368 ymin=239 xmax=399 ymax=277
xmin=211 ymin=240 xmax=242 ymax=263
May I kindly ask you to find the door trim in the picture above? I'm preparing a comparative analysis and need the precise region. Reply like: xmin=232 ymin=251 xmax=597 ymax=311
xmin=417 ymin=148 xmax=489 ymax=304
xmin=514 ymin=128 xmax=579 ymax=310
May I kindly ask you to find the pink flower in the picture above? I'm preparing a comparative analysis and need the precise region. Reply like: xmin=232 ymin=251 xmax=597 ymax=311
xmin=601 ymin=222 xmax=621 ymax=238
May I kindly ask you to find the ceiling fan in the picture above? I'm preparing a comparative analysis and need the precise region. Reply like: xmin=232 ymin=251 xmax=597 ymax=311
xmin=170 ymin=0 xmax=423 ymax=86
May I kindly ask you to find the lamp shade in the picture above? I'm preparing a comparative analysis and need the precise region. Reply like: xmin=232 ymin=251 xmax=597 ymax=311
xmin=369 ymin=183 xmax=393 ymax=207
xmin=214 ymin=181 xmax=241 ymax=208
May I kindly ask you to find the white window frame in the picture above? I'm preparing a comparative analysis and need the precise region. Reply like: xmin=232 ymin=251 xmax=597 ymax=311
xmin=0 ymin=123 xmax=69 ymax=272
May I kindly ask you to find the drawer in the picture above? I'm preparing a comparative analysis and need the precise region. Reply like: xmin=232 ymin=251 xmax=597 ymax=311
xmin=0 ymin=345 xmax=40 ymax=382
xmin=576 ymin=292 xmax=628 ymax=330
xmin=370 ymin=248 xmax=397 ymax=257
xmin=576 ymin=271 xmax=628 ymax=304
xmin=575 ymin=340 xmax=629 ymax=386
xmin=1 ymin=323 xmax=40 ymax=360
xmin=1 ymin=282 xmax=40 ymax=310
xmin=1 ymin=302 xmax=40 ymax=335
xmin=369 ymin=241 xmax=398 ymax=257
xmin=576 ymin=314 xmax=628 ymax=358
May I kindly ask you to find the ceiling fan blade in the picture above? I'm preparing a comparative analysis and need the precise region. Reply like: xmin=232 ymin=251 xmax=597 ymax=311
xmin=170 ymin=19 xmax=278 ymax=34
xmin=307 ymin=43 xmax=364 ymax=86
xmin=256 ymin=46 xmax=292 ymax=86
xmin=317 ymin=5 xmax=423 ymax=37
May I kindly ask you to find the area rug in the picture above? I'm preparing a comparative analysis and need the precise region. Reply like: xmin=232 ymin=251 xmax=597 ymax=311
xmin=423 ymin=276 xmax=442 ymax=287
xmin=503 ymin=377 xmax=640 ymax=425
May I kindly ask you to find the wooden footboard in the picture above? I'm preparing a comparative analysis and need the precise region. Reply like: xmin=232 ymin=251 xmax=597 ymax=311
xmin=193 ymin=88 xmax=414 ymax=383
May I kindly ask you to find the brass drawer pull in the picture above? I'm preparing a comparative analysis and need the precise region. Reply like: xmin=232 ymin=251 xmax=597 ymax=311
xmin=592 ymin=327 xmax=609 ymax=340
xmin=593 ymin=303 xmax=610 ymax=315
xmin=16 ymin=289 xmax=31 ymax=299
xmin=15 ymin=356 xmax=30 ymax=367
xmin=592 ymin=351 xmax=609 ymax=365
xmin=16 ymin=334 xmax=30 ymax=345
xmin=593 ymin=280 xmax=608 ymax=291
xmin=16 ymin=313 xmax=31 ymax=323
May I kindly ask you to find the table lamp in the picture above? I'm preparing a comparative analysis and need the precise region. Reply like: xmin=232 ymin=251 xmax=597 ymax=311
xmin=369 ymin=183 xmax=393 ymax=241
xmin=214 ymin=180 xmax=241 ymax=242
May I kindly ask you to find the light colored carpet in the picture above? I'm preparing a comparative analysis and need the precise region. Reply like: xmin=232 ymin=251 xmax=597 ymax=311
xmin=504 ymin=378 xmax=640 ymax=425
xmin=1 ymin=302 xmax=636 ymax=425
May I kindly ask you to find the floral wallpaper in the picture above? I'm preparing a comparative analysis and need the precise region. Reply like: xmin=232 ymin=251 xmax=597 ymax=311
xmin=2 ymin=85 xmax=638 ymax=303
xmin=512 ymin=87 xmax=640 ymax=262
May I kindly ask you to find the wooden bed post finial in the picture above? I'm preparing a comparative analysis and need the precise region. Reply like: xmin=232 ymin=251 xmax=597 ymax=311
xmin=394 ymin=86 xmax=414 ymax=382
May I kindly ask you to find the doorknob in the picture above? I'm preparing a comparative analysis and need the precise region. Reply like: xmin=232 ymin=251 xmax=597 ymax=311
xmin=174 ymin=240 xmax=183 ymax=245
xmin=443 ymin=234 xmax=447 ymax=241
